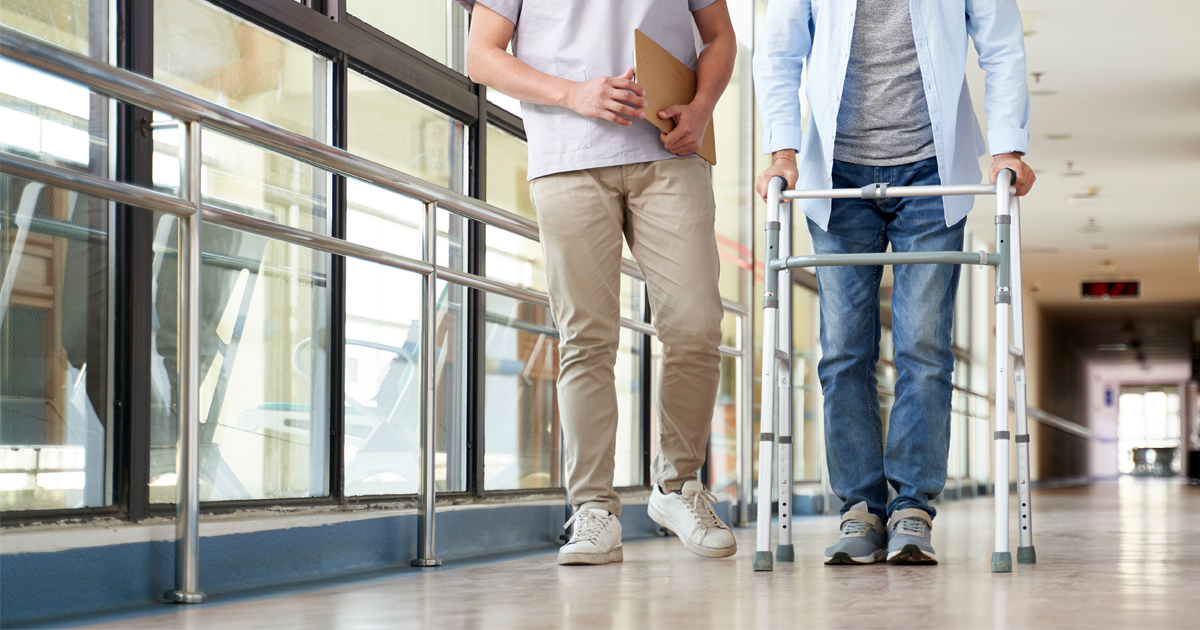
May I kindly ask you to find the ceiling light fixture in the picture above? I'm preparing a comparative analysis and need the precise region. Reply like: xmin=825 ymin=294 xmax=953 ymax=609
xmin=1080 ymin=218 xmax=1101 ymax=234
xmin=1031 ymin=90 xmax=1058 ymax=96
xmin=1045 ymin=133 xmax=1072 ymax=140
xmin=1063 ymin=161 xmax=1085 ymax=177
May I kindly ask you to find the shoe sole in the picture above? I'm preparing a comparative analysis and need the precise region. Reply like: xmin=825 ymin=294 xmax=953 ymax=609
xmin=824 ymin=549 xmax=886 ymax=565
xmin=557 ymin=546 xmax=624 ymax=566
xmin=887 ymin=544 xmax=938 ymax=565
xmin=647 ymin=503 xmax=737 ymax=559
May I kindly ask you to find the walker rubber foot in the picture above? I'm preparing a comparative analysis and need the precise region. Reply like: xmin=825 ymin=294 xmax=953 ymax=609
xmin=991 ymin=551 xmax=1012 ymax=573
xmin=753 ymin=551 xmax=774 ymax=571
xmin=1017 ymin=546 xmax=1037 ymax=565
xmin=775 ymin=544 xmax=795 ymax=562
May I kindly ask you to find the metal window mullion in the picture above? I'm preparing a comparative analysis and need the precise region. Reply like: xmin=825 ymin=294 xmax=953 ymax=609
xmin=328 ymin=51 xmax=349 ymax=503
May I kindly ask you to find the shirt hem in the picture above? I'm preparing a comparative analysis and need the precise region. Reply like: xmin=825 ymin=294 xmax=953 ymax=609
xmin=527 ymin=151 xmax=690 ymax=180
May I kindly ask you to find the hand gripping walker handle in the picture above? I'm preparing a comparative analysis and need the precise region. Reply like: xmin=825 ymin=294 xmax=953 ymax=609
xmin=1000 ymin=167 xmax=1018 ymax=189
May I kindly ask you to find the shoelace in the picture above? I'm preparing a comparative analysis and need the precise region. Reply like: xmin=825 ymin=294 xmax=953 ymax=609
xmin=896 ymin=517 xmax=927 ymax=537
xmin=563 ymin=510 xmax=606 ymax=544
xmin=681 ymin=487 xmax=724 ymax=529
xmin=840 ymin=519 xmax=870 ymax=536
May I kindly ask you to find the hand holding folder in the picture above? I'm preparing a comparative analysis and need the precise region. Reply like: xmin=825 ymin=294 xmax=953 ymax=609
xmin=634 ymin=29 xmax=718 ymax=165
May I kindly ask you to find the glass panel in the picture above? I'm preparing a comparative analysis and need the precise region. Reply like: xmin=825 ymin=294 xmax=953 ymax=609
xmin=613 ymin=328 xmax=644 ymax=487
xmin=1 ymin=181 xmax=111 ymax=510
xmin=487 ymin=91 xmax=522 ymax=118
xmin=1 ymin=0 xmax=104 ymax=58
xmin=486 ymin=227 xmax=545 ymax=293
xmin=154 ymin=0 xmax=330 ymax=141
xmin=485 ymin=125 xmax=534 ymax=222
xmin=622 ymin=274 xmax=645 ymax=326
xmin=343 ymin=258 xmax=465 ymax=495
xmin=345 ymin=179 xmax=423 ymax=258
xmin=483 ymin=294 xmax=561 ymax=490
xmin=791 ymin=286 xmax=822 ymax=483
xmin=711 ymin=37 xmax=751 ymax=305
xmin=153 ymin=0 xmax=332 ymax=231
xmin=149 ymin=220 xmax=331 ymax=502
xmin=349 ymin=0 xmax=468 ymax=75
xmin=343 ymin=260 xmax=421 ymax=496
xmin=347 ymin=71 xmax=466 ymax=193
xmin=192 ymin=128 xmax=334 ymax=234
xmin=710 ymin=354 xmax=739 ymax=498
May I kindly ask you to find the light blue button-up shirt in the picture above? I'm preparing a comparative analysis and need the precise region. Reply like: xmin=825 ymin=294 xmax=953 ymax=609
xmin=754 ymin=0 xmax=1030 ymax=230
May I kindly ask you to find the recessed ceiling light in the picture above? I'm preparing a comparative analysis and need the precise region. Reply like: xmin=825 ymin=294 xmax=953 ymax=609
xmin=1031 ymin=90 xmax=1058 ymax=96
xmin=1080 ymin=218 xmax=1101 ymax=233
xmin=1063 ymin=161 xmax=1085 ymax=177
xmin=1046 ymin=133 xmax=1072 ymax=140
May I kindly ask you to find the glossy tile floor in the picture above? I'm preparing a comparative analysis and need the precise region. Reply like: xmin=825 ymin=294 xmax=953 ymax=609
xmin=88 ymin=480 xmax=1199 ymax=629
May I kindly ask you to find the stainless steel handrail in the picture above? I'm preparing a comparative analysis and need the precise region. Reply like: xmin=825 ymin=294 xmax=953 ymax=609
xmin=0 ymin=25 xmax=763 ymax=596
xmin=0 ymin=27 xmax=758 ymax=320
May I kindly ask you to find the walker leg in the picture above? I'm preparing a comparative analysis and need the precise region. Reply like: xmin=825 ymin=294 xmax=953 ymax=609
xmin=754 ymin=303 xmax=777 ymax=572
xmin=992 ymin=171 xmax=1014 ymax=574
xmin=776 ymin=199 xmax=794 ymax=564
xmin=1008 ymin=197 xmax=1036 ymax=565
xmin=754 ymin=178 xmax=785 ymax=572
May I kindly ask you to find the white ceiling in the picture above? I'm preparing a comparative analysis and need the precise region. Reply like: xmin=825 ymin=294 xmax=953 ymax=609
xmin=963 ymin=0 xmax=1200 ymax=307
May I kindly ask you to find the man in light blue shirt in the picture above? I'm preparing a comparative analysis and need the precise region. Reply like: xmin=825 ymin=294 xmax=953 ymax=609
xmin=753 ymin=0 xmax=1036 ymax=566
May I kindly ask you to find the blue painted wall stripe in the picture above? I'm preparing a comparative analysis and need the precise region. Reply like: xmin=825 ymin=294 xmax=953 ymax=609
xmin=1 ymin=501 xmax=730 ymax=627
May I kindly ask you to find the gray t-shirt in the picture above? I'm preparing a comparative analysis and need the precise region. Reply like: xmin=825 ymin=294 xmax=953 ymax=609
xmin=470 ymin=0 xmax=715 ymax=179
xmin=834 ymin=0 xmax=936 ymax=166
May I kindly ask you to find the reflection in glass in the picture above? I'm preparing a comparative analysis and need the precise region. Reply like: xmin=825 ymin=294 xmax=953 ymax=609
xmin=791 ymin=287 xmax=822 ymax=483
xmin=1 ymin=2 xmax=113 ymax=512
xmin=150 ymin=219 xmax=331 ymax=502
xmin=484 ymin=295 xmax=561 ymax=490
xmin=153 ymin=0 xmax=333 ymax=233
xmin=349 ymin=0 xmax=468 ymax=75
xmin=710 ymin=354 xmax=739 ymax=498
xmin=342 ymin=264 xmax=466 ymax=496
xmin=155 ymin=0 xmax=328 ymax=140
xmin=1 ymin=181 xmax=110 ymax=510
xmin=347 ymin=71 xmax=466 ymax=193
xmin=485 ymin=125 xmax=534 ymax=222
xmin=1 ymin=0 xmax=102 ymax=58
xmin=613 ymin=328 xmax=645 ymax=487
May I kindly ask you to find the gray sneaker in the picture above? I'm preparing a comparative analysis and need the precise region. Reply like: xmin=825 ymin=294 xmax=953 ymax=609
xmin=887 ymin=507 xmax=938 ymax=565
xmin=823 ymin=501 xmax=887 ymax=565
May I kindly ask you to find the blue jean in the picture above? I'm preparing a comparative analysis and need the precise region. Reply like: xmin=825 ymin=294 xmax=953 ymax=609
xmin=809 ymin=157 xmax=964 ymax=522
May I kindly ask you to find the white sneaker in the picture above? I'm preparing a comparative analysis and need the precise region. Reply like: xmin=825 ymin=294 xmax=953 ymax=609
xmin=558 ymin=508 xmax=623 ymax=565
xmin=648 ymin=480 xmax=737 ymax=558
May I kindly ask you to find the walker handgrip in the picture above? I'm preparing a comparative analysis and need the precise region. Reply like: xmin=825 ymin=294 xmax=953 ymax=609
xmin=1000 ymin=167 xmax=1018 ymax=189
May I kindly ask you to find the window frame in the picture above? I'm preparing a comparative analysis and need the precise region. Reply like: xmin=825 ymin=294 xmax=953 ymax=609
xmin=0 ymin=0 xmax=654 ymax=524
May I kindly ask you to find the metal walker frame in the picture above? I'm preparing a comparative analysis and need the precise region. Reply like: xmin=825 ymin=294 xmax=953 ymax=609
xmin=753 ymin=170 xmax=1034 ymax=573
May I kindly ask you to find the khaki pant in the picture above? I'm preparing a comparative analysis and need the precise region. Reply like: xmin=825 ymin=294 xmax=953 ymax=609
xmin=530 ymin=157 xmax=723 ymax=517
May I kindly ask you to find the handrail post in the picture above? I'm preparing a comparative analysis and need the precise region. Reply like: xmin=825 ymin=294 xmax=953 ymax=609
xmin=412 ymin=201 xmax=442 ymax=568
xmin=165 ymin=121 xmax=206 ymax=603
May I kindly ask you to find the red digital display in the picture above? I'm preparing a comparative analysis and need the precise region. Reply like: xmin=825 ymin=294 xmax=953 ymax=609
xmin=1081 ymin=281 xmax=1140 ymax=299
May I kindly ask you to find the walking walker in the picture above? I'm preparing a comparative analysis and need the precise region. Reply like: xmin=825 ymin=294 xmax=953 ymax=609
xmin=753 ymin=170 xmax=1035 ymax=573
